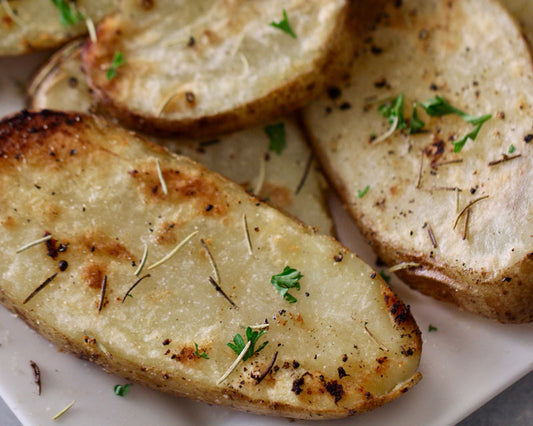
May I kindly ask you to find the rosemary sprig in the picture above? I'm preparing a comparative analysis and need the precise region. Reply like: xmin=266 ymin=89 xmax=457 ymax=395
xmin=16 ymin=234 xmax=52 ymax=253
xmin=453 ymin=195 xmax=489 ymax=230
xmin=134 ymin=244 xmax=148 ymax=276
xmin=52 ymin=400 xmax=75 ymax=420
xmin=147 ymin=230 xmax=199 ymax=270
xmin=156 ymin=159 xmax=168 ymax=195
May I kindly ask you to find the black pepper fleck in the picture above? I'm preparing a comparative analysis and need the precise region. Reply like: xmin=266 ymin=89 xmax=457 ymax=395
xmin=337 ymin=367 xmax=348 ymax=379
xmin=58 ymin=260 xmax=68 ymax=271
xmin=327 ymin=86 xmax=341 ymax=100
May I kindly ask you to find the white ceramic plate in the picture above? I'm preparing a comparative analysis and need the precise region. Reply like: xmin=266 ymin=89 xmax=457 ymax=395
xmin=0 ymin=53 xmax=532 ymax=426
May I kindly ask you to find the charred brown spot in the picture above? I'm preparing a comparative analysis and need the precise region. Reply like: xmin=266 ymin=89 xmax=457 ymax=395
xmin=1 ymin=216 xmax=16 ymax=229
xmin=154 ymin=221 xmax=179 ymax=245
xmin=291 ymin=376 xmax=305 ymax=395
xmin=337 ymin=367 xmax=348 ymax=378
xmin=130 ymin=167 xmax=228 ymax=215
xmin=171 ymin=345 xmax=203 ymax=362
xmin=334 ymin=252 xmax=343 ymax=262
xmin=77 ymin=231 xmax=135 ymax=261
xmin=185 ymin=91 xmax=196 ymax=105
xmin=324 ymin=380 xmax=344 ymax=403
xmin=383 ymin=287 xmax=413 ymax=325
xmin=82 ymin=262 xmax=106 ymax=289
xmin=0 ymin=111 xmax=84 ymax=167
xmin=44 ymin=232 xmax=60 ymax=258
xmin=140 ymin=0 xmax=155 ymax=9
xmin=424 ymin=140 xmax=445 ymax=167
xmin=401 ymin=346 xmax=415 ymax=356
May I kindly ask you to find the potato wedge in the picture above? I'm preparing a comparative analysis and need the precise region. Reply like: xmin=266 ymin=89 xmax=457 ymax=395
xmin=0 ymin=110 xmax=421 ymax=419
xmin=28 ymin=41 xmax=333 ymax=235
xmin=0 ymin=0 xmax=118 ymax=56
xmin=81 ymin=0 xmax=351 ymax=137
xmin=302 ymin=0 xmax=533 ymax=323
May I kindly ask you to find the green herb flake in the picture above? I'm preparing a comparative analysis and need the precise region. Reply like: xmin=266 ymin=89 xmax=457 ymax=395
xmin=452 ymin=121 xmax=487 ymax=153
xmin=227 ymin=327 xmax=268 ymax=362
xmin=378 ymin=94 xmax=406 ymax=130
xmin=419 ymin=96 xmax=491 ymax=152
xmin=379 ymin=270 xmax=391 ymax=284
xmin=114 ymin=383 xmax=130 ymax=397
xmin=408 ymin=103 xmax=425 ymax=134
xmin=509 ymin=144 xmax=516 ymax=154
xmin=419 ymin=96 xmax=465 ymax=117
xmin=271 ymin=266 xmax=303 ymax=303
xmin=270 ymin=9 xmax=297 ymax=39
xmin=194 ymin=342 xmax=209 ymax=359
xmin=428 ymin=324 xmax=438 ymax=332
xmin=357 ymin=185 xmax=370 ymax=198
xmin=265 ymin=122 xmax=286 ymax=155
xmin=51 ymin=0 xmax=84 ymax=27
xmin=107 ymin=51 xmax=126 ymax=80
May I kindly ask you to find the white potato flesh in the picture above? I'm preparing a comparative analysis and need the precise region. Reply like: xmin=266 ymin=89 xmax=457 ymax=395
xmin=28 ymin=41 xmax=333 ymax=235
xmin=302 ymin=0 xmax=533 ymax=323
xmin=0 ymin=0 xmax=118 ymax=55
xmin=0 ymin=111 xmax=421 ymax=419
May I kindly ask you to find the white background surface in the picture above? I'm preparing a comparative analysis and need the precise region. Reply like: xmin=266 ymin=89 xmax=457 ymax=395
xmin=0 ymin=52 xmax=532 ymax=426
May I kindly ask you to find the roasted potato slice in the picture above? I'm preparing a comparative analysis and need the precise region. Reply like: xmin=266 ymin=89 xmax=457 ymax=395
xmin=28 ymin=41 xmax=333 ymax=235
xmin=0 ymin=110 xmax=421 ymax=419
xmin=81 ymin=0 xmax=352 ymax=137
xmin=0 ymin=0 xmax=119 ymax=55
xmin=302 ymin=0 xmax=533 ymax=323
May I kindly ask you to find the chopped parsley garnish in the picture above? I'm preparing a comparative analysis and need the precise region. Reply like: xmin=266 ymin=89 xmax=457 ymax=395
xmin=51 ymin=0 xmax=84 ymax=27
xmin=428 ymin=324 xmax=438 ymax=332
xmin=419 ymin=96 xmax=465 ymax=117
xmin=194 ymin=342 xmax=209 ymax=359
xmin=452 ymin=118 xmax=490 ymax=153
xmin=227 ymin=327 xmax=268 ymax=361
xmin=408 ymin=103 xmax=425 ymax=134
xmin=107 ymin=51 xmax=126 ymax=80
xmin=265 ymin=122 xmax=286 ymax=154
xmin=270 ymin=9 xmax=297 ymax=38
xmin=379 ymin=270 xmax=391 ymax=284
xmin=419 ymin=95 xmax=492 ymax=152
xmin=271 ymin=266 xmax=303 ymax=303
xmin=509 ymin=144 xmax=516 ymax=154
xmin=378 ymin=94 xmax=406 ymax=130
xmin=377 ymin=94 xmax=491 ymax=152
xmin=114 ymin=384 xmax=130 ymax=397
xmin=357 ymin=185 xmax=370 ymax=198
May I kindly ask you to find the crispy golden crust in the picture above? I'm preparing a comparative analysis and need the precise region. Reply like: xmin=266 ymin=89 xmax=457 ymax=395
xmin=0 ymin=110 xmax=421 ymax=419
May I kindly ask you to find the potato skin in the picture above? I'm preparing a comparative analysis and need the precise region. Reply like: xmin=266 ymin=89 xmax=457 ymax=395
xmin=0 ymin=110 xmax=421 ymax=419
xmin=81 ymin=1 xmax=353 ymax=137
